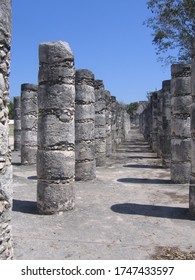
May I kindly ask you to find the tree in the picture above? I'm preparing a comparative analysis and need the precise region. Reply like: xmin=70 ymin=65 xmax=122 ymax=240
xmin=144 ymin=0 xmax=195 ymax=64
xmin=127 ymin=102 xmax=139 ymax=116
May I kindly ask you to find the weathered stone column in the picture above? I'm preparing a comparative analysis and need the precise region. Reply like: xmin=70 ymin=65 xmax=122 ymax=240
xmin=111 ymin=96 xmax=117 ymax=152
xmin=171 ymin=64 xmax=191 ymax=183
xmin=75 ymin=69 xmax=96 ymax=181
xmin=115 ymin=102 xmax=123 ymax=146
xmin=0 ymin=0 xmax=13 ymax=259
xmin=190 ymin=38 xmax=195 ymax=216
xmin=151 ymin=91 xmax=159 ymax=153
xmin=105 ymin=90 xmax=112 ymax=156
xmin=37 ymin=41 xmax=75 ymax=214
xmin=21 ymin=84 xmax=38 ymax=164
xmin=13 ymin=96 xmax=21 ymax=151
xmin=157 ymin=90 xmax=163 ymax=157
xmin=161 ymin=80 xmax=171 ymax=168
xmin=94 ymin=80 xmax=106 ymax=166
xmin=123 ymin=106 xmax=131 ymax=140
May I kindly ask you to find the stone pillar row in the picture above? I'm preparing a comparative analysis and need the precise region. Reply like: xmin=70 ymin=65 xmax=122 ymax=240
xmin=139 ymin=50 xmax=195 ymax=217
xmin=12 ymin=41 xmax=130 ymax=215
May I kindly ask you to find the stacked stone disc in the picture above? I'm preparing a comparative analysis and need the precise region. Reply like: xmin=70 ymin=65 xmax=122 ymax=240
xmin=75 ymin=69 xmax=96 ymax=181
xmin=0 ymin=0 xmax=13 ymax=259
xmin=161 ymin=80 xmax=171 ymax=168
xmin=21 ymin=84 xmax=38 ymax=164
xmin=13 ymin=96 xmax=21 ymax=151
xmin=105 ymin=90 xmax=112 ymax=156
xmin=94 ymin=80 xmax=106 ymax=166
xmin=190 ymin=38 xmax=195 ymax=216
xmin=170 ymin=64 xmax=191 ymax=183
xmin=37 ymin=41 xmax=75 ymax=214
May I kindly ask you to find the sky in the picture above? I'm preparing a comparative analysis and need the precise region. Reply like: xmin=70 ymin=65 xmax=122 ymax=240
xmin=10 ymin=0 xmax=172 ymax=104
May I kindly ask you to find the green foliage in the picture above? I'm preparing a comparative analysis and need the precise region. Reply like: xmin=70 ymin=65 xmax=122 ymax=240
xmin=127 ymin=102 xmax=139 ymax=116
xmin=144 ymin=0 xmax=195 ymax=64
xmin=8 ymin=101 xmax=14 ymax=119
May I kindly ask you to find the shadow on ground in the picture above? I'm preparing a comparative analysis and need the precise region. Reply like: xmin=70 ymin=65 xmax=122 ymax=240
xmin=111 ymin=203 xmax=194 ymax=220
xmin=123 ymin=164 xmax=163 ymax=169
xmin=127 ymin=156 xmax=158 ymax=159
xmin=117 ymin=178 xmax=171 ymax=184
xmin=12 ymin=199 xmax=38 ymax=214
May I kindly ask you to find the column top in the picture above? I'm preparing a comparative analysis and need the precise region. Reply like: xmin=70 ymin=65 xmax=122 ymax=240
xmin=21 ymin=83 xmax=38 ymax=91
xmin=39 ymin=41 xmax=74 ymax=63
xmin=75 ymin=69 xmax=95 ymax=81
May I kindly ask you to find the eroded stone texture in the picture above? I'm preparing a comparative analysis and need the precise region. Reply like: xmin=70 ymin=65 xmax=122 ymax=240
xmin=170 ymin=64 xmax=191 ymax=183
xmin=13 ymin=96 xmax=21 ymax=151
xmin=75 ymin=69 xmax=95 ymax=181
xmin=161 ymin=80 xmax=171 ymax=168
xmin=190 ymin=38 xmax=195 ymax=216
xmin=37 ymin=41 xmax=75 ymax=214
xmin=21 ymin=84 xmax=38 ymax=165
xmin=0 ymin=0 xmax=13 ymax=259
xmin=94 ymin=80 xmax=106 ymax=166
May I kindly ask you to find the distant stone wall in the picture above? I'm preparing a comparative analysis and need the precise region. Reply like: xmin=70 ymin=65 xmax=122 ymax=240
xmin=0 ymin=0 xmax=13 ymax=259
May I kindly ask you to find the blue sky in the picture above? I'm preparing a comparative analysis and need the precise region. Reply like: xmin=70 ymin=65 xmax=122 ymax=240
xmin=10 ymin=0 xmax=172 ymax=104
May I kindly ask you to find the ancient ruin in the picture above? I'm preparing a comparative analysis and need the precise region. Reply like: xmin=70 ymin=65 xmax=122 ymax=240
xmin=0 ymin=0 xmax=13 ymax=259
xmin=1 ymin=0 xmax=195 ymax=261
xmin=21 ymin=83 xmax=38 ymax=165
xmin=37 ymin=41 xmax=75 ymax=214
xmin=75 ymin=69 xmax=96 ymax=181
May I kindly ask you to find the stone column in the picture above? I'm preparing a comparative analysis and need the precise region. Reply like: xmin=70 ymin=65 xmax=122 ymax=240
xmin=171 ymin=64 xmax=191 ymax=183
xmin=190 ymin=38 xmax=195 ymax=216
xmin=37 ymin=41 xmax=75 ymax=214
xmin=21 ymin=84 xmax=38 ymax=164
xmin=105 ymin=90 xmax=112 ymax=156
xmin=111 ymin=96 xmax=117 ymax=152
xmin=115 ymin=102 xmax=123 ymax=146
xmin=161 ymin=80 xmax=171 ymax=168
xmin=13 ymin=96 xmax=21 ymax=151
xmin=0 ymin=0 xmax=13 ymax=259
xmin=75 ymin=69 xmax=96 ymax=181
xmin=123 ymin=106 xmax=131 ymax=140
xmin=157 ymin=90 xmax=163 ymax=157
xmin=151 ymin=92 xmax=158 ymax=152
xmin=94 ymin=80 xmax=106 ymax=166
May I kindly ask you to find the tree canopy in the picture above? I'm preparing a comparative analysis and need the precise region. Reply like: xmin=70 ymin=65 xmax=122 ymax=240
xmin=145 ymin=0 xmax=195 ymax=64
